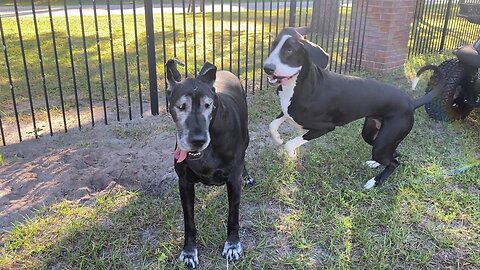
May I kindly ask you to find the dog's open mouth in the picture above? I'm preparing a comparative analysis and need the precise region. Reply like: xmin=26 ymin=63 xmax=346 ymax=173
xmin=267 ymin=75 xmax=285 ymax=85
xmin=188 ymin=151 xmax=202 ymax=159
xmin=267 ymin=72 xmax=299 ymax=85
xmin=175 ymin=145 xmax=203 ymax=163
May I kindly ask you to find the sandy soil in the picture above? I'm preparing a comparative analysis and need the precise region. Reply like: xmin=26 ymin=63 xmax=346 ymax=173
xmin=0 ymin=112 xmax=179 ymax=231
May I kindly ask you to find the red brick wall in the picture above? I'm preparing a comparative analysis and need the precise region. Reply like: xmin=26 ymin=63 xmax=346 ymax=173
xmin=350 ymin=0 xmax=417 ymax=71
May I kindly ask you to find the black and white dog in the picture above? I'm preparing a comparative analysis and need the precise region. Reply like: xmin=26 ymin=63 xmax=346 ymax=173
xmin=263 ymin=27 xmax=441 ymax=189
xmin=166 ymin=60 xmax=254 ymax=268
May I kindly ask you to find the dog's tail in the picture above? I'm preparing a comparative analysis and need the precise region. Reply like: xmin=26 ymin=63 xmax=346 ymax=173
xmin=411 ymin=65 xmax=446 ymax=109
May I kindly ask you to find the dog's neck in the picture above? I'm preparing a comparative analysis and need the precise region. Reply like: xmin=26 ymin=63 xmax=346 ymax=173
xmin=281 ymin=73 xmax=299 ymax=92
xmin=300 ymin=58 xmax=322 ymax=80
xmin=209 ymin=93 xmax=219 ymax=129
xmin=284 ymin=60 xmax=321 ymax=96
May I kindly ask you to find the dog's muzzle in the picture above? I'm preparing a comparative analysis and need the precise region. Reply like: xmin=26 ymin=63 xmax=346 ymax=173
xmin=266 ymin=73 xmax=299 ymax=86
xmin=174 ymin=146 xmax=203 ymax=163
xmin=188 ymin=151 xmax=202 ymax=159
xmin=264 ymin=64 xmax=279 ymax=85
xmin=267 ymin=75 xmax=285 ymax=85
xmin=264 ymin=63 xmax=299 ymax=85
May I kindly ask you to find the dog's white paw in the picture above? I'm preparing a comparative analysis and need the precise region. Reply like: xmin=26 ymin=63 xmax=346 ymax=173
xmin=284 ymin=141 xmax=297 ymax=157
xmin=179 ymin=248 xmax=199 ymax=268
xmin=284 ymin=136 xmax=308 ymax=158
xmin=365 ymin=160 xmax=381 ymax=169
xmin=270 ymin=130 xmax=283 ymax=145
xmin=364 ymin=177 xmax=376 ymax=190
xmin=284 ymin=145 xmax=296 ymax=157
xmin=269 ymin=121 xmax=284 ymax=145
xmin=272 ymin=136 xmax=284 ymax=145
xmin=243 ymin=174 xmax=256 ymax=186
xmin=222 ymin=241 xmax=242 ymax=262
xmin=284 ymin=140 xmax=295 ymax=157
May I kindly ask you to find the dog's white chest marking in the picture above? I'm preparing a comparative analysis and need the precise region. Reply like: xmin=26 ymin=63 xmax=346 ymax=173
xmin=278 ymin=76 xmax=302 ymax=129
xmin=279 ymin=85 xmax=294 ymax=118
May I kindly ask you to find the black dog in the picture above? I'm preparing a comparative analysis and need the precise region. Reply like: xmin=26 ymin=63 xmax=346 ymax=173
xmin=166 ymin=60 xmax=254 ymax=268
xmin=263 ymin=27 xmax=442 ymax=189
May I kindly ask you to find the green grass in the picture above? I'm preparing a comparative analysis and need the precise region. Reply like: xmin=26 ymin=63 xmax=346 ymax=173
xmin=1 ymin=4 xmax=480 ymax=268
xmin=1 ymin=55 xmax=479 ymax=269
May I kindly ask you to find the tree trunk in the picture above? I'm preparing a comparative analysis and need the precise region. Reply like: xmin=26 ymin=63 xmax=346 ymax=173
xmin=311 ymin=0 xmax=340 ymax=35
xmin=188 ymin=0 xmax=205 ymax=13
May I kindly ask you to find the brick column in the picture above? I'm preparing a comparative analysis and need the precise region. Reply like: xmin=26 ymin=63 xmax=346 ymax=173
xmin=350 ymin=0 xmax=417 ymax=71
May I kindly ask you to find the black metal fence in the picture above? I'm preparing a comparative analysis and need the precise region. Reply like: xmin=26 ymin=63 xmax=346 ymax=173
xmin=0 ymin=0 xmax=370 ymax=145
xmin=409 ymin=0 xmax=480 ymax=58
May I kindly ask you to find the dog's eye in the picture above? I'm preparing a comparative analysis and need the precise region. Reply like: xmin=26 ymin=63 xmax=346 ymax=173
xmin=177 ymin=103 xmax=187 ymax=111
xmin=205 ymin=103 xmax=211 ymax=109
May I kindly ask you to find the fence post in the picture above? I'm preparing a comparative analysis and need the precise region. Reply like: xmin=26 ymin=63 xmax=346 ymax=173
xmin=439 ymin=0 xmax=453 ymax=52
xmin=289 ymin=0 xmax=297 ymax=27
xmin=145 ymin=0 xmax=159 ymax=115
xmin=350 ymin=0 xmax=417 ymax=71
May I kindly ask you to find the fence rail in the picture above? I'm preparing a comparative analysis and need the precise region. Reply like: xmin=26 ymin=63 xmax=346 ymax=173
xmin=0 ymin=0 xmax=368 ymax=146
xmin=409 ymin=0 xmax=480 ymax=58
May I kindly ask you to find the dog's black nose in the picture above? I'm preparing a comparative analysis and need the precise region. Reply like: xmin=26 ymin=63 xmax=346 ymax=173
xmin=190 ymin=134 xmax=207 ymax=148
xmin=263 ymin=64 xmax=275 ymax=75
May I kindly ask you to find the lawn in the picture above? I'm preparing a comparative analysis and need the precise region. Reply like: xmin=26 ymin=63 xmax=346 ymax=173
xmin=0 ymin=2 xmax=479 ymax=269
xmin=0 ymin=52 xmax=479 ymax=269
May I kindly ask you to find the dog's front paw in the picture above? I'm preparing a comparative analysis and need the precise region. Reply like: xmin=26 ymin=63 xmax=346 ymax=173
xmin=284 ymin=141 xmax=297 ymax=157
xmin=365 ymin=160 xmax=381 ymax=169
xmin=270 ymin=132 xmax=284 ymax=145
xmin=222 ymin=241 xmax=242 ymax=262
xmin=363 ymin=177 xmax=376 ymax=190
xmin=243 ymin=174 xmax=256 ymax=186
xmin=179 ymin=248 xmax=199 ymax=268
xmin=269 ymin=123 xmax=284 ymax=145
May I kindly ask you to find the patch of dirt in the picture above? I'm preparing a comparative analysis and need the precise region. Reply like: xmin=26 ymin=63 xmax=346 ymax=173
xmin=0 ymin=113 xmax=178 ymax=232
xmin=0 ymin=94 xmax=280 ymax=237
xmin=430 ymin=250 xmax=467 ymax=269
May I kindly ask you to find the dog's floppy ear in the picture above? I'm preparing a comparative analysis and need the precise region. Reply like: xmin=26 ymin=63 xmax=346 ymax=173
xmin=165 ymin=59 xmax=182 ymax=86
xmin=198 ymin=62 xmax=217 ymax=88
xmin=293 ymin=26 xmax=309 ymax=37
xmin=300 ymin=39 xmax=330 ymax=69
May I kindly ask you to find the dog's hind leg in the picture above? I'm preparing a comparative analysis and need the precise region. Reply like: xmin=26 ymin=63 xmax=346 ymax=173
xmin=362 ymin=117 xmax=381 ymax=145
xmin=364 ymin=116 xmax=413 ymax=189
xmin=242 ymin=165 xmax=256 ymax=186
xmin=364 ymin=142 xmax=400 ymax=189
xmin=362 ymin=117 xmax=382 ymax=169
xmin=364 ymin=158 xmax=399 ymax=189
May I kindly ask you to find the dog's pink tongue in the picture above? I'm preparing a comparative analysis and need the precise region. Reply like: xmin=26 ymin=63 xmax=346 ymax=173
xmin=174 ymin=145 xmax=188 ymax=163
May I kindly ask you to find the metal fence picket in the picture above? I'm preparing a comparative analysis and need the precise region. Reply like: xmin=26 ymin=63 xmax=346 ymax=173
xmin=0 ymin=0 xmax=375 ymax=145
